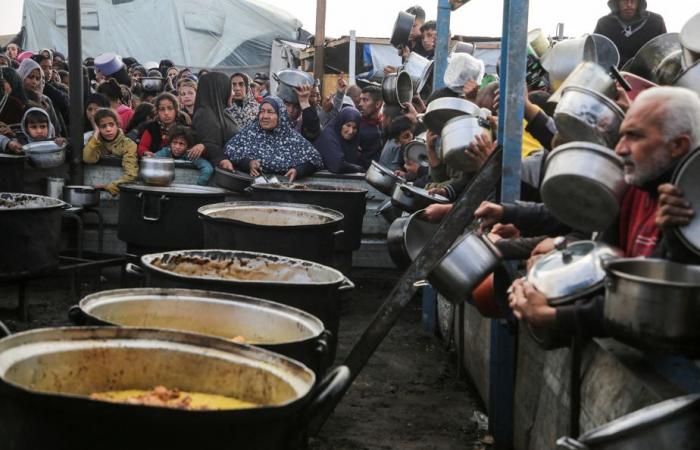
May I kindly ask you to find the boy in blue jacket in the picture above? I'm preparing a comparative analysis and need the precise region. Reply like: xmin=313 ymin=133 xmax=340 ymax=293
xmin=152 ymin=125 xmax=213 ymax=186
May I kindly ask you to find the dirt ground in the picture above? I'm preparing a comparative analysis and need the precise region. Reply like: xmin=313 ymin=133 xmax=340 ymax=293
xmin=0 ymin=267 xmax=488 ymax=450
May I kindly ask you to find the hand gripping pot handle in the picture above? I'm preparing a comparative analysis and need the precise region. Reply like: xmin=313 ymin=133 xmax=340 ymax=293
xmin=556 ymin=437 xmax=589 ymax=450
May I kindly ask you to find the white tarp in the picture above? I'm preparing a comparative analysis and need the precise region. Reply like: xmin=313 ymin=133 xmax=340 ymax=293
xmin=21 ymin=0 xmax=303 ymax=69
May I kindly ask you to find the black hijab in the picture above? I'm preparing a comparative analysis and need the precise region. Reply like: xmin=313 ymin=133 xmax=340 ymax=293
xmin=194 ymin=72 xmax=237 ymax=137
xmin=0 ymin=67 xmax=27 ymax=105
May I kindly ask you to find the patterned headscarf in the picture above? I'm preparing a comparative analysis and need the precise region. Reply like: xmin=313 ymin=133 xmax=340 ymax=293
xmin=224 ymin=96 xmax=323 ymax=173
xmin=227 ymin=74 xmax=259 ymax=130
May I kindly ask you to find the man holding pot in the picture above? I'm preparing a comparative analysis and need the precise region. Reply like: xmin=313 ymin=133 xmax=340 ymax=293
xmin=509 ymin=86 xmax=700 ymax=335
xmin=594 ymin=0 xmax=667 ymax=67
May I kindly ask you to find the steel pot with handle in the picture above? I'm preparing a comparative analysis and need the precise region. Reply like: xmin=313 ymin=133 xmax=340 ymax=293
xmin=0 ymin=325 xmax=351 ymax=450
xmin=621 ymin=33 xmax=681 ymax=81
xmin=139 ymin=156 xmax=175 ymax=186
xmin=554 ymin=86 xmax=625 ymax=147
xmin=70 ymin=288 xmax=333 ymax=375
xmin=387 ymin=209 xmax=439 ymax=269
xmin=671 ymin=149 xmax=700 ymax=255
xmin=273 ymin=69 xmax=315 ymax=104
xmin=421 ymin=97 xmax=480 ymax=133
xmin=365 ymin=160 xmax=404 ymax=195
xmin=557 ymin=394 xmax=700 ymax=450
xmin=382 ymin=70 xmax=413 ymax=106
xmin=440 ymin=114 xmax=492 ymax=172
xmin=427 ymin=231 xmax=502 ymax=305
xmin=390 ymin=11 xmax=414 ymax=49
xmin=403 ymin=52 xmax=434 ymax=93
xmin=404 ymin=132 xmax=429 ymax=167
xmin=213 ymin=167 xmax=253 ymax=193
xmin=547 ymin=61 xmax=619 ymax=107
xmin=63 ymin=185 xmax=101 ymax=208
xmin=391 ymin=183 xmax=449 ymax=213
xmin=603 ymin=258 xmax=700 ymax=356
xmin=540 ymin=142 xmax=627 ymax=232
xmin=22 ymin=141 xmax=66 ymax=169
xmin=541 ymin=34 xmax=597 ymax=91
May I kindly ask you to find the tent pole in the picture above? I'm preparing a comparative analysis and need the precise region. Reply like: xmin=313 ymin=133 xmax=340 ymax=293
xmin=349 ymin=30 xmax=357 ymax=85
xmin=67 ymin=0 xmax=84 ymax=185
xmin=313 ymin=0 xmax=327 ymax=91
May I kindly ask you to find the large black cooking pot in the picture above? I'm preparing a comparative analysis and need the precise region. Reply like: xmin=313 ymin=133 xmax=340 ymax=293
xmin=0 ymin=193 xmax=69 ymax=279
xmin=249 ymin=183 xmax=369 ymax=252
xmin=0 ymin=154 xmax=25 ymax=192
xmin=118 ymin=183 xmax=226 ymax=252
xmin=0 ymin=325 xmax=351 ymax=450
xmin=69 ymin=288 xmax=333 ymax=375
xmin=198 ymin=201 xmax=344 ymax=266
xmin=134 ymin=249 xmax=356 ymax=361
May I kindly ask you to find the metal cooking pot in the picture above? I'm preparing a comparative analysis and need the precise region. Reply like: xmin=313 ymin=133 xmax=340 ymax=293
xmin=674 ymin=59 xmax=700 ymax=94
xmin=365 ymin=160 xmax=404 ymax=195
xmin=591 ymin=33 xmax=620 ymax=69
xmin=374 ymin=199 xmax=403 ymax=224
xmin=681 ymin=12 xmax=700 ymax=67
xmin=404 ymin=132 xmax=429 ymax=167
xmin=45 ymin=176 xmax=65 ymax=199
xmin=554 ymin=86 xmax=625 ymax=147
xmin=140 ymin=76 xmax=163 ymax=92
xmin=541 ymin=35 xmax=597 ymax=91
xmin=547 ymin=61 xmax=618 ymax=107
xmin=382 ymin=70 xmax=413 ymax=106
xmin=140 ymin=157 xmax=175 ymax=186
xmin=391 ymin=183 xmax=449 ymax=213
xmin=557 ymin=394 xmax=700 ymax=450
xmin=422 ymin=97 xmax=480 ymax=133
xmin=213 ymin=167 xmax=253 ymax=193
xmin=390 ymin=11 xmax=414 ymax=49
xmin=0 ymin=193 xmax=69 ymax=279
xmin=621 ymin=33 xmax=681 ymax=81
xmin=604 ymin=259 xmax=700 ymax=356
xmin=672 ymin=149 xmax=700 ymax=255
xmin=273 ymin=69 xmax=315 ymax=104
xmin=452 ymin=41 xmax=476 ymax=55
xmin=403 ymin=52 xmax=434 ymax=93
xmin=541 ymin=142 xmax=627 ymax=232
xmin=198 ymin=201 xmax=344 ymax=266
xmin=0 ymin=325 xmax=351 ymax=450
xmin=387 ymin=209 xmax=439 ymax=269
xmin=0 ymin=154 xmax=25 ymax=192
xmin=249 ymin=183 xmax=368 ymax=252
xmin=528 ymin=28 xmax=550 ymax=58
xmin=440 ymin=114 xmax=492 ymax=172
xmin=135 ymin=249 xmax=356 ymax=362
xmin=653 ymin=50 xmax=686 ymax=86
xmin=118 ymin=183 xmax=226 ymax=254
xmin=428 ymin=231 xmax=502 ymax=305
xmin=70 ymin=288 xmax=332 ymax=375
xmin=22 ymin=141 xmax=66 ymax=169
xmin=63 ymin=185 xmax=100 ymax=208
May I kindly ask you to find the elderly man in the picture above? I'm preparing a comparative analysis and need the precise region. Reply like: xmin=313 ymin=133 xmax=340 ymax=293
xmin=509 ymin=86 xmax=700 ymax=335
xmin=594 ymin=0 xmax=666 ymax=67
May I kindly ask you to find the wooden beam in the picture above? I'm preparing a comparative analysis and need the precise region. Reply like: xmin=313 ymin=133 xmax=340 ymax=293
xmin=313 ymin=0 xmax=327 ymax=87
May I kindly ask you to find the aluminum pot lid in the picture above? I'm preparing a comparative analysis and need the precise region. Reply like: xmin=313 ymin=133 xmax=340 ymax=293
xmin=528 ymin=239 xmax=622 ymax=304
xmin=579 ymin=394 xmax=700 ymax=444
xmin=399 ymin=183 xmax=449 ymax=203
xmin=119 ymin=183 xmax=226 ymax=195
xmin=672 ymin=148 xmax=700 ymax=255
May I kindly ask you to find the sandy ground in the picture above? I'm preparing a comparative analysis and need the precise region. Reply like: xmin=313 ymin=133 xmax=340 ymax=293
xmin=0 ymin=267 xmax=488 ymax=450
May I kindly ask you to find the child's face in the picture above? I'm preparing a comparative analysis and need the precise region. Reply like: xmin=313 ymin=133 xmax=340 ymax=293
xmin=27 ymin=121 xmax=49 ymax=140
xmin=396 ymin=130 xmax=414 ymax=146
xmin=158 ymin=99 xmax=177 ymax=125
xmin=404 ymin=159 xmax=420 ymax=176
xmin=178 ymin=87 xmax=196 ymax=108
xmin=170 ymin=136 xmax=188 ymax=157
xmin=98 ymin=117 xmax=119 ymax=141
xmin=23 ymin=69 xmax=42 ymax=93
xmin=86 ymin=103 xmax=101 ymax=124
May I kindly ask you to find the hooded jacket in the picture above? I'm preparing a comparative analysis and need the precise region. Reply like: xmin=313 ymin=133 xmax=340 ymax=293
xmin=595 ymin=0 xmax=666 ymax=67
xmin=20 ymin=106 xmax=55 ymax=143
xmin=82 ymin=129 xmax=138 ymax=195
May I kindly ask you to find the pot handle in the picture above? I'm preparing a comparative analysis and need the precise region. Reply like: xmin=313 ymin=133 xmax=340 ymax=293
xmin=338 ymin=277 xmax=356 ymax=292
xmin=609 ymin=65 xmax=632 ymax=92
xmin=315 ymin=330 xmax=333 ymax=373
xmin=68 ymin=305 xmax=86 ymax=325
xmin=299 ymin=365 xmax=352 ymax=436
xmin=272 ymin=73 xmax=280 ymax=83
xmin=138 ymin=193 xmax=169 ymax=222
xmin=332 ymin=229 xmax=345 ymax=250
xmin=556 ymin=437 xmax=588 ymax=450
xmin=413 ymin=280 xmax=430 ymax=288
xmin=125 ymin=262 xmax=144 ymax=278
xmin=0 ymin=321 xmax=11 ymax=338
xmin=399 ymin=184 xmax=415 ymax=197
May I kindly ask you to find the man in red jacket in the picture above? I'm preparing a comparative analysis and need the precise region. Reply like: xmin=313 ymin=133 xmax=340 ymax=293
xmin=509 ymin=86 xmax=700 ymax=334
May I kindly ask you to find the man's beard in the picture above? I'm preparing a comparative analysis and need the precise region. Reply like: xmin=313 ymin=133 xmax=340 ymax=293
xmin=622 ymin=149 xmax=673 ymax=186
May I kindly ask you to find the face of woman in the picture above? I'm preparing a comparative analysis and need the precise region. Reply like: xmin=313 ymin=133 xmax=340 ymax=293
xmin=340 ymin=122 xmax=358 ymax=141
xmin=178 ymin=86 xmax=196 ymax=108
xmin=259 ymin=103 xmax=279 ymax=131
xmin=231 ymin=76 xmax=247 ymax=101
xmin=24 ymin=69 xmax=42 ymax=93
xmin=158 ymin=99 xmax=177 ymax=125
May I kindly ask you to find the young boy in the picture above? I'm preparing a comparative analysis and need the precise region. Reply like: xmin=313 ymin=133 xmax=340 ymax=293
xmin=14 ymin=107 xmax=66 ymax=147
xmin=152 ymin=125 xmax=213 ymax=186
xmin=83 ymin=108 xmax=138 ymax=195
xmin=379 ymin=115 xmax=414 ymax=175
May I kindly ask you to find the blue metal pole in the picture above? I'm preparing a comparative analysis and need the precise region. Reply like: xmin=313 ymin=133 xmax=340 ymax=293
xmin=489 ymin=0 xmax=529 ymax=447
xmin=433 ymin=0 xmax=452 ymax=90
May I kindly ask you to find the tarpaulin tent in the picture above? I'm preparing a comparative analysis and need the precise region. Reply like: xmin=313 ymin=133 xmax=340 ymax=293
xmin=21 ymin=0 xmax=303 ymax=71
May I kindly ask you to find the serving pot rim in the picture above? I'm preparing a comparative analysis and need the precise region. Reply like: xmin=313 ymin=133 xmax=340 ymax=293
xmin=0 ymin=326 xmax=316 ymax=413
xmin=0 ymin=192 xmax=69 ymax=212
xmin=545 ymin=141 xmax=624 ymax=169
xmin=214 ymin=166 xmax=254 ymax=180
xmin=604 ymin=257 xmax=700 ymax=288
xmin=396 ymin=183 xmax=449 ymax=203
xmin=119 ymin=183 xmax=227 ymax=195
xmin=140 ymin=249 xmax=348 ymax=286
xmin=78 ymin=287 xmax=326 ymax=340
xmin=197 ymin=201 xmax=345 ymax=228
xmin=250 ymin=182 xmax=368 ymax=194
xmin=559 ymin=85 xmax=626 ymax=119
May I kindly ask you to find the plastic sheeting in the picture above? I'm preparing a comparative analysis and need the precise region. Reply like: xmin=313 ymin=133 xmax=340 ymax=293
xmin=21 ymin=0 xmax=303 ymax=69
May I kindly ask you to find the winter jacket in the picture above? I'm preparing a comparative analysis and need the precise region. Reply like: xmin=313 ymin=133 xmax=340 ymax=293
xmin=154 ymin=147 xmax=214 ymax=186
xmin=82 ymin=130 xmax=138 ymax=195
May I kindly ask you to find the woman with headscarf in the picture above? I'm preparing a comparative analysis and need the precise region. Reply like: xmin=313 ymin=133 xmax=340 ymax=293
xmin=17 ymin=58 xmax=64 ymax=136
xmin=313 ymin=107 xmax=364 ymax=174
xmin=0 ymin=67 xmax=28 ymax=126
xmin=192 ymin=72 xmax=239 ymax=170
xmin=227 ymin=72 xmax=259 ymax=130
xmin=224 ymin=96 xmax=323 ymax=181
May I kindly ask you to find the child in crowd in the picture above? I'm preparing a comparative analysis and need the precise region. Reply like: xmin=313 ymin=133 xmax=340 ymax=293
xmin=83 ymin=108 xmax=138 ymax=195
xmin=125 ymin=102 xmax=156 ymax=143
xmin=137 ymin=93 xmax=188 ymax=157
xmin=177 ymin=79 xmax=197 ymax=120
xmin=151 ymin=125 xmax=213 ymax=186
xmin=17 ymin=107 xmax=67 ymax=146
xmin=379 ymin=115 xmax=414 ymax=173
